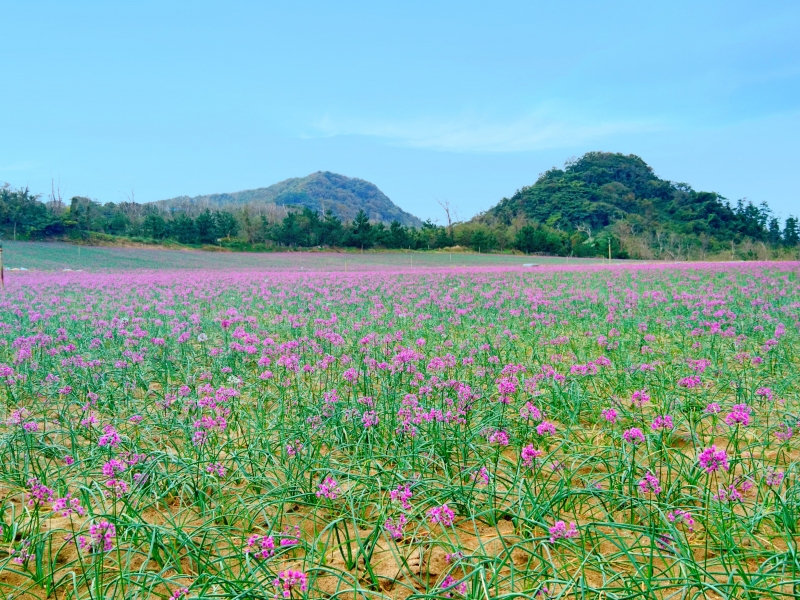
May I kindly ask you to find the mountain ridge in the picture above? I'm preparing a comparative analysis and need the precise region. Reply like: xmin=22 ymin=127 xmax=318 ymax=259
xmin=152 ymin=171 xmax=423 ymax=228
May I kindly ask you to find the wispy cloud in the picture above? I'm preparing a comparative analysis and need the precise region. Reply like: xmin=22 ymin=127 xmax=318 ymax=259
xmin=308 ymin=109 xmax=661 ymax=153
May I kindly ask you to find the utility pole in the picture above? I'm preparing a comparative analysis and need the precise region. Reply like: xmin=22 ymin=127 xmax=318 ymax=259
xmin=608 ymin=237 xmax=611 ymax=261
xmin=0 ymin=241 xmax=4 ymax=288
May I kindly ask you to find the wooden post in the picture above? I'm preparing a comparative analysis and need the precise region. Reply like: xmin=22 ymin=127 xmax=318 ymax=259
xmin=0 ymin=242 xmax=4 ymax=289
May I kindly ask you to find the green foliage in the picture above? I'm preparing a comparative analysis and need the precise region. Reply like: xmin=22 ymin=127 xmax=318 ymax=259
xmin=2 ymin=152 xmax=793 ymax=260
xmin=472 ymin=152 xmax=792 ymax=259
xmin=154 ymin=171 xmax=423 ymax=228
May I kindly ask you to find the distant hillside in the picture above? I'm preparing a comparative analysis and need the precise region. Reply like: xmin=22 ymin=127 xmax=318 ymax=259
xmin=153 ymin=172 xmax=423 ymax=227
xmin=473 ymin=152 xmax=780 ymax=253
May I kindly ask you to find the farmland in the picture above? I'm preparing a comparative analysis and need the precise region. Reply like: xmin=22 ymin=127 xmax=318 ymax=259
xmin=0 ymin=259 xmax=799 ymax=599
xmin=0 ymin=242 xmax=607 ymax=272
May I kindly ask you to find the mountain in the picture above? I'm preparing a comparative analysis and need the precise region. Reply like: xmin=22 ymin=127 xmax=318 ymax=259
xmin=153 ymin=172 xmax=423 ymax=227
xmin=475 ymin=151 xmax=770 ymax=241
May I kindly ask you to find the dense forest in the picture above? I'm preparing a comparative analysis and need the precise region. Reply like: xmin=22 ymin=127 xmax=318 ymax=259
xmin=466 ymin=152 xmax=799 ymax=260
xmin=1 ymin=152 xmax=798 ymax=259
xmin=0 ymin=184 xmax=447 ymax=251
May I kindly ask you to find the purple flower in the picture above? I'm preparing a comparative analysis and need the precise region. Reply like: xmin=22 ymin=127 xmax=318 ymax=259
xmin=384 ymin=514 xmax=407 ymax=540
xmin=427 ymin=503 xmax=455 ymax=527
xmin=765 ymin=468 xmax=785 ymax=487
xmin=244 ymin=534 xmax=277 ymax=559
xmin=487 ymin=429 xmax=509 ymax=445
xmin=601 ymin=408 xmax=618 ymax=423
xmin=316 ymin=476 xmax=340 ymax=500
xmin=78 ymin=520 xmax=116 ymax=553
xmin=470 ymin=466 xmax=491 ymax=485
xmin=638 ymin=471 xmax=661 ymax=495
xmin=521 ymin=444 xmax=543 ymax=468
xmin=667 ymin=509 xmax=695 ymax=531
xmin=631 ymin=389 xmax=650 ymax=407
xmin=361 ymin=410 xmax=379 ymax=428
xmin=698 ymin=445 xmax=730 ymax=473
xmin=536 ymin=421 xmax=556 ymax=436
xmin=440 ymin=574 xmax=467 ymax=597
xmin=724 ymin=403 xmax=752 ymax=427
xmin=650 ymin=414 xmax=674 ymax=431
xmin=548 ymin=520 xmax=578 ymax=543
xmin=98 ymin=424 xmax=121 ymax=448
xmin=272 ymin=569 xmax=308 ymax=598
xmin=622 ymin=427 xmax=645 ymax=445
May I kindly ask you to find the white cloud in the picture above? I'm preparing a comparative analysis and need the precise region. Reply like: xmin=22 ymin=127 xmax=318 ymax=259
xmin=308 ymin=109 xmax=661 ymax=153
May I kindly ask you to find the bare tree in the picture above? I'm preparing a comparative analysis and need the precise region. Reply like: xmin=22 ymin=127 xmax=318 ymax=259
xmin=48 ymin=179 xmax=64 ymax=213
xmin=437 ymin=199 xmax=456 ymax=240
xmin=576 ymin=223 xmax=594 ymax=244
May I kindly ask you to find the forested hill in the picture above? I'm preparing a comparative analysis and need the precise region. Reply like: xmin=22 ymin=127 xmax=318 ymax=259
xmin=470 ymin=152 xmax=791 ymax=258
xmin=1 ymin=152 xmax=797 ymax=258
xmin=153 ymin=171 xmax=423 ymax=228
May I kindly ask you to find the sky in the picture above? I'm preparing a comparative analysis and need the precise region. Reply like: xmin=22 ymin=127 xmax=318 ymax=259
xmin=2 ymin=1 xmax=799 ymax=223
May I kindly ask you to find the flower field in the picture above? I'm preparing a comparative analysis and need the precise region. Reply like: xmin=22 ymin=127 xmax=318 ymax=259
xmin=1 ymin=262 xmax=798 ymax=599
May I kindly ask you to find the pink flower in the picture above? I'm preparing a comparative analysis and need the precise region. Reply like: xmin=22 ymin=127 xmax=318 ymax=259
xmin=765 ymin=468 xmax=785 ymax=487
xmin=650 ymin=415 xmax=674 ymax=431
xmin=470 ymin=466 xmax=491 ymax=485
xmin=316 ymin=476 xmax=340 ymax=500
xmin=714 ymin=484 xmax=744 ymax=502
xmin=601 ymin=408 xmax=618 ymax=423
xmin=206 ymin=462 xmax=226 ymax=477
xmin=440 ymin=574 xmax=467 ymax=597
xmin=667 ymin=509 xmax=695 ymax=531
xmin=521 ymin=444 xmax=543 ymax=468
xmin=678 ymin=375 xmax=702 ymax=388
xmin=98 ymin=424 xmax=121 ymax=448
xmin=724 ymin=403 xmax=752 ymax=427
xmin=78 ymin=520 xmax=116 ymax=553
xmin=286 ymin=440 xmax=304 ymax=457
xmin=755 ymin=387 xmax=773 ymax=400
xmin=631 ymin=389 xmax=650 ymax=407
xmin=52 ymin=494 xmax=86 ymax=517
xmin=638 ymin=471 xmax=661 ymax=495
xmin=244 ymin=534 xmax=277 ymax=559
xmin=487 ymin=429 xmax=509 ymax=445
xmin=384 ymin=514 xmax=407 ymax=540
xmin=427 ymin=503 xmax=455 ymax=527
xmin=622 ymin=427 xmax=645 ymax=445
xmin=548 ymin=520 xmax=578 ymax=543
xmin=361 ymin=410 xmax=379 ymax=428
xmin=698 ymin=445 xmax=729 ymax=473
xmin=536 ymin=421 xmax=556 ymax=436
xmin=390 ymin=484 xmax=413 ymax=510
xmin=520 ymin=402 xmax=543 ymax=421
xmin=272 ymin=569 xmax=308 ymax=599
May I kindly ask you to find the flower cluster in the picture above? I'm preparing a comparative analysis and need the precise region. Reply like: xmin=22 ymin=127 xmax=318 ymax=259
xmin=316 ymin=476 xmax=341 ymax=500
xmin=698 ymin=446 xmax=730 ymax=473
xmin=78 ymin=520 xmax=116 ymax=553
xmin=427 ymin=503 xmax=455 ymax=527
xmin=548 ymin=520 xmax=578 ymax=543
xmin=272 ymin=570 xmax=308 ymax=599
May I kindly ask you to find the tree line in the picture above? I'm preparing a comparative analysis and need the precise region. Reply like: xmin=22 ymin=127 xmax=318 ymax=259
xmin=1 ymin=183 xmax=798 ymax=259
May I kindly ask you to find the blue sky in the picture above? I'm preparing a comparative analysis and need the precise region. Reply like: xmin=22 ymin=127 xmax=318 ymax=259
xmin=2 ymin=1 xmax=799 ymax=223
